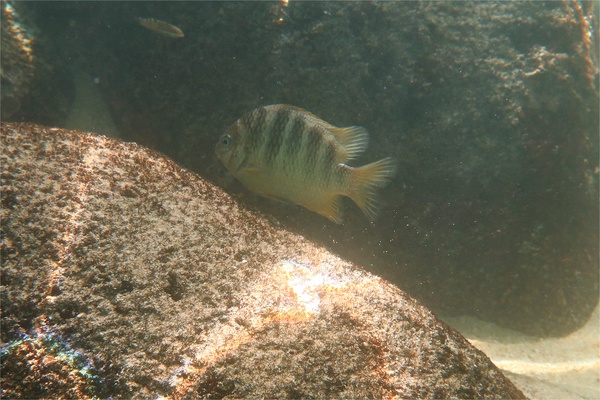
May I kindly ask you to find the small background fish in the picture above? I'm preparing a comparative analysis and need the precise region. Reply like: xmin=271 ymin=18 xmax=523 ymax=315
xmin=137 ymin=17 xmax=184 ymax=38
xmin=216 ymin=104 xmax=396 ymax=223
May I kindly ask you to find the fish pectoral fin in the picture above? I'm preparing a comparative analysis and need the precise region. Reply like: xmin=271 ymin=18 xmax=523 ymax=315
xmin=262 ymin=193 xmax=293 ymax=205
xmin=242 ymin=163 xmax=262 ymax=175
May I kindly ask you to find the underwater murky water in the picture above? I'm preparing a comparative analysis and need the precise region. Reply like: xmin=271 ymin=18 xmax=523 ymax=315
xmin=2 ymin=1 xmax=598 ymax=398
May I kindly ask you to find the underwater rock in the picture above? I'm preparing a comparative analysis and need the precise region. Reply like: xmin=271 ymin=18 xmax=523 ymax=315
xmin=1 ymin=1 xmax=35 ymax=119
xmin=0 ymin=1 xmax=75 ymax=127
xmin=0 ymin=331 xmax=113 ymax=398
xmin=13 ymin=1 xmax=597 ymax=336
xmin=1 ymin=123 xmax=525 ymax=398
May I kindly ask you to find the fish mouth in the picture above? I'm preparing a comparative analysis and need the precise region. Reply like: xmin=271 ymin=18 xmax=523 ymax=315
xmin=215 ymin=145 xmax=229 ymax=168
xmin=215 ymin=143 xmax=242 ymax=172
xmin=233 ymin=153 xmax=249 ymax=173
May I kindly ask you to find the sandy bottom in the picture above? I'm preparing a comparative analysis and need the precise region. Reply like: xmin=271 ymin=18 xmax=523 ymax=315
xmin=444 ymin=306 xmax=600 ymax=399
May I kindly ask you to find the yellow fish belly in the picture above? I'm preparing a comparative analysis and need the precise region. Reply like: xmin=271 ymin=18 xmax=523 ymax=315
xmin=236 ymin=161 xmax=348 ymax=223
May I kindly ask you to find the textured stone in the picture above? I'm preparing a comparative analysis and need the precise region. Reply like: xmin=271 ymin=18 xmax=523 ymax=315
xmin=1 ymin=123 xmax=524 ymax=398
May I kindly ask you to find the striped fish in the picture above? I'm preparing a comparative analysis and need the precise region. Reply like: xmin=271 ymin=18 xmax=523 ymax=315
xmin=215 ymin=104 xmax=396 ymax=223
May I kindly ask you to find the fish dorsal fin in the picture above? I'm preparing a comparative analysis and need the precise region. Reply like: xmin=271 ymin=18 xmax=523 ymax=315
xmin=275 ymin=104 xmax=337 ymax=129
xmin=331 ymin=126 xmax=369 ymax=163
xmin=274 ymin=104 xmax=369 ymax=163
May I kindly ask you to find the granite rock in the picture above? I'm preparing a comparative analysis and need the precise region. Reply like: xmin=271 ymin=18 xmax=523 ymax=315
xmin=1 ymin=123 xmax=525 ymax=398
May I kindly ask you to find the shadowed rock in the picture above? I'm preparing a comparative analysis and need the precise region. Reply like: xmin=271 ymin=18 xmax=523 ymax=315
xmin=1 ymin=123 xmax=525 ymax=398
xmin=1 ymin=1 xmax=35 ymax=119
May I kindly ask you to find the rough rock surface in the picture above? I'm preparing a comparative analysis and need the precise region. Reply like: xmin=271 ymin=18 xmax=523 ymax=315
xmin=1 ymin=123 xmax=525 ymax=398
xmin=1 ymin=1 xmax=35 ymax=119
xmin=7 ymin=1 xmax=598 ymax=337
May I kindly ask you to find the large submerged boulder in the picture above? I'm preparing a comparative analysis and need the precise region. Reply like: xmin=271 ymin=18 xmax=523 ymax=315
xmin=0 ymin=123 xmax=525 ymax=398
xmin=7 ymin=1 xmax=598 ymax=337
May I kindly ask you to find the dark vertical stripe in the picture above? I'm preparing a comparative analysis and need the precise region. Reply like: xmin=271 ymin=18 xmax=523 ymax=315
xmin=246 ymin=107 xmax=267 ymax=152
xmin=303 ymin=126 xmax=323 ymax=173
xmin=263 ymin=107 xmax=289 ymax=166
xmin=321 ymin=141 xmax=336 ymax=184
xmin=322 ymin=141 xmax=336 ymax=168
xmin=284 ymin=117 xmax=305 ymax=165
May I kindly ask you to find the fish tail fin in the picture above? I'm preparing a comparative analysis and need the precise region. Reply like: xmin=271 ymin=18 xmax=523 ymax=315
xmin=347 ymin=157 xmax=397 ymax=221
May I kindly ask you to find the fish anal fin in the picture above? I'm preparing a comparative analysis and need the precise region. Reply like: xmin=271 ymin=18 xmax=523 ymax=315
xmin=307 ymin=194 xmax=344 ymax=224
xmin=346 ymin=157 xmax=397 ymax=221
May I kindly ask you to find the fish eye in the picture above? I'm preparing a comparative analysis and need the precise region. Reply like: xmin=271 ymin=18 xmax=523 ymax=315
xmin=220 ymin=134 xmax=233 ymax=148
